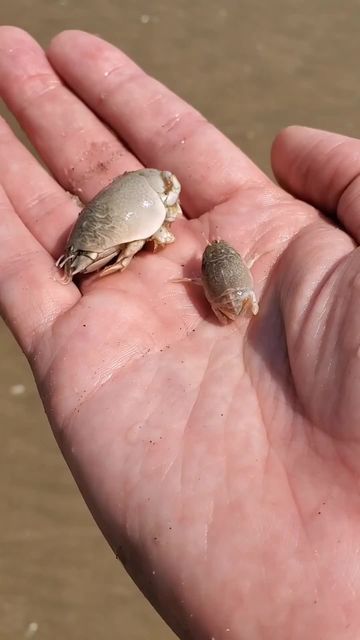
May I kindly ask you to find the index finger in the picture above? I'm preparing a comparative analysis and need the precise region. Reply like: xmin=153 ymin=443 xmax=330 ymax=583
xmin=48 ymin=30 xmax=272 ymax=216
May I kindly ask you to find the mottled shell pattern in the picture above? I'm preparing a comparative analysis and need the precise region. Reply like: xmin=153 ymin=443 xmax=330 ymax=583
xmin=201 ymin=240 xmax=259 ymax=323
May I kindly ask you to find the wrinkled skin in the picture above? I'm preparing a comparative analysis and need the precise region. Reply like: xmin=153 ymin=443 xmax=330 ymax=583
xmin=1 ymin=27 xmax=360 ymax=640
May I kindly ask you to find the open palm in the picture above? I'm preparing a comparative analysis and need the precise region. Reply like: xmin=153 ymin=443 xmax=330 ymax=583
xmin=1 ymin=27 xmax=360 ymax=640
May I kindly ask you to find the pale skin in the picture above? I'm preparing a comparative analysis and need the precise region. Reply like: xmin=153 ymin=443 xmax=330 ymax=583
xmin=1 ymin=26 xmax=360 ymax=640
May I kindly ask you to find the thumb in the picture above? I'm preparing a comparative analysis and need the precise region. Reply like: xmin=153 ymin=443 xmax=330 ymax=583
xmin=271 ymin=126 xmax=360 ymax=243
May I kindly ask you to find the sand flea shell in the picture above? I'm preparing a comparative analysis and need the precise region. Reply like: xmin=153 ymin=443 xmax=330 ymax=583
xmin=201 ymin=240 xmax=259 ymax=324
xmin=56 ymin=168 xmax=182 ymax=281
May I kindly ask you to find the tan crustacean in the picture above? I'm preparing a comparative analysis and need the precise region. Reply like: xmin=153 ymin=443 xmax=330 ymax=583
xmin=56 ymin=168 xmax=182 ymax=282
xmin=200 ymin=239 xmax=259 ymax=323
xmin=175 ymin=239 xmax=259 ymax=324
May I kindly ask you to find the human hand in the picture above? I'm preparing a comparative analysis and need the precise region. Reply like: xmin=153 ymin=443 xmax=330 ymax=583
xmin=1 ymin=27 xmax=360 ymax=640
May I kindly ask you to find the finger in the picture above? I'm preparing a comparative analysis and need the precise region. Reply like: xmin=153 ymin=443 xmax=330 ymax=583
xmin=271 ymin=125 xmax=360 ymax=242
xmin=47 ymin=30 xmax=272 ymax=217
xmin=0 ymin=184 xmax=79 ymax=356
xmin=0 ymin=27 xmax=141 ymax=202
xmin=0 ymin=115 xmax=80 ymax=256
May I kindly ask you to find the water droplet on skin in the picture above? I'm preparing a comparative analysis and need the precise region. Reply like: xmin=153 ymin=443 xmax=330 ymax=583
xmin=140 ymin=14 xmax=150 ymax=23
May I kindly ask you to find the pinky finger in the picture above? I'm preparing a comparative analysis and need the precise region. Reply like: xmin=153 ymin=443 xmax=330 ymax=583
xmin=0 ymin=186 xmax=79 ymax=356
